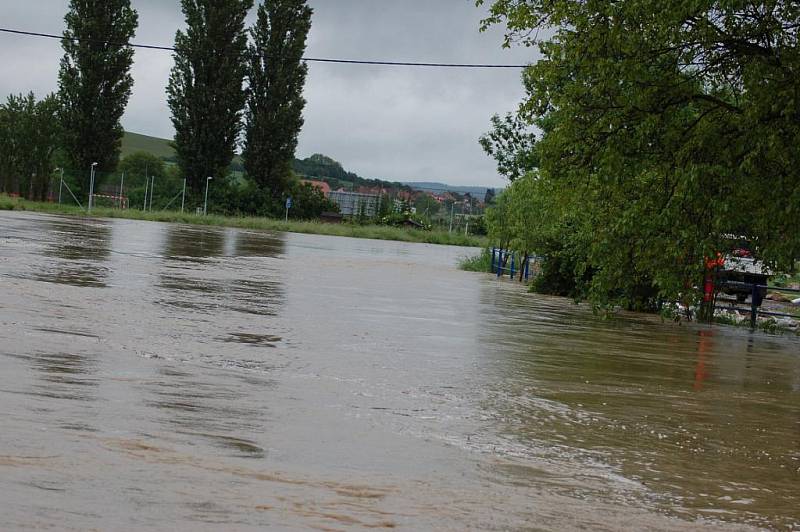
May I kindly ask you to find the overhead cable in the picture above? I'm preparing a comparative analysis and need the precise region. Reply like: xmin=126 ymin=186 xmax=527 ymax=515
xmin=0 ymin=27 xmax=529 ymax=69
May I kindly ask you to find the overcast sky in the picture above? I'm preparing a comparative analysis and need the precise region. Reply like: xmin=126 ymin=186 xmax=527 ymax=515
xmin=0 ymin=1 xmax=537 ymax=187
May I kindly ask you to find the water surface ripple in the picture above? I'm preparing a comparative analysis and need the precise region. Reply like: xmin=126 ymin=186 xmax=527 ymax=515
xmin=1 ymin=212 xmax=798 ymax=530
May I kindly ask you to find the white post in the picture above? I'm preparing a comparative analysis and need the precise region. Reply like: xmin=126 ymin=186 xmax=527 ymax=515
xmin=180 ymin=178 xmax=186 ymax=213
xmin=88 ymin=162 xmax=97 ymax=213
xmin=118 ymin=172 xmax=125 ymax=209
xmin=57 ymin=168 xmax=64 ymax=204
xmin=149 ymin=176 xmax=155 ymax=211
xmin=204 ymin=176 xmax=212 ymax=215
xmin=142 ymin=177 xmax=148 ymax=210
xmin=449 ymin=202 xmax=455 ymax=233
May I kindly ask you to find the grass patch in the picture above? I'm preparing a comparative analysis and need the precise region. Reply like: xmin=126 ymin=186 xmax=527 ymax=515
xmin=0 ymin=194 xmax=486 ymax=247
xmin=459 ymin=248 xmax=492 ymax=272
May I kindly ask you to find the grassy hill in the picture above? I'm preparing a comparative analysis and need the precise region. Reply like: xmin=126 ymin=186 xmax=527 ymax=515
xmin=121 ymin=132 xmax=484 ymax=196
xmin=121 ymin=131 xmax=176 ymax=160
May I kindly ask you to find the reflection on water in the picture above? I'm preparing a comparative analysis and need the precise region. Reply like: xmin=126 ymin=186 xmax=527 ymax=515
xmin=141 ymin=366 xmax=271 ymax=459
xmin=0 ymin=211 xmax=798 ymax=530
xmin=477 ymin=288 xmax=800 ymax=528
xmin=157 ymin=226 xmax=285 ymax=318
xmin=33 ymin=219 xmax=111 ymax=287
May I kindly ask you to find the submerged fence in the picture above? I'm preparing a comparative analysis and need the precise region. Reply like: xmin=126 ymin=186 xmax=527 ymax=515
xmin=490 ymin=248 xmax=539 ymax=282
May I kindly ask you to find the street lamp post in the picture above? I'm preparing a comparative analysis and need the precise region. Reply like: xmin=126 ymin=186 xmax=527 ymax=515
xmin=204 ymin=176 xmax=213 ymax=216
xmin=88 ymin=162 xmax=98 ymax=213
xmin=449 ymin=202 xmax=455 ymax=233
xmin=56 ymin=168 xmax=64 ymax=204
xmin=180 ymin=178 xmax=186 ymax=213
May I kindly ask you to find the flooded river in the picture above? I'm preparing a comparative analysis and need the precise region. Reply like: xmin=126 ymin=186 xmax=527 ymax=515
xmin=1 ymin=211 xmax=798 ymax=530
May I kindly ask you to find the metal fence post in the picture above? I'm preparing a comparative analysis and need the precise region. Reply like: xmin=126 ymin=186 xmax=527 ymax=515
xmin=490 ymin=248 xmax=496 ymax=273
xmin=510 ymin=253 xmax=515 ymax=279
xmin=750 ymin=282 xmax=758 ymax=329
xmin=496 ymin=250 xmax=503 ymax=278
xmin=524 ymin=255 xmax=530 ymax=281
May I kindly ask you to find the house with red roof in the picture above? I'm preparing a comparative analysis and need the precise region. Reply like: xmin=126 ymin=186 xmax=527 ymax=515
xmin=300 ymin=179 xmax=331 ymax=197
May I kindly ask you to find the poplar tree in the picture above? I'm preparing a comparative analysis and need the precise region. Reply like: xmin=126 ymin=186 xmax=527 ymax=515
xmin=58 ymin=0 xmax=138 ymax=193
xmin=244 ymin=0 xmax=313 ymax=199
xmin=167 ymin=0 xmax=253 ymax=204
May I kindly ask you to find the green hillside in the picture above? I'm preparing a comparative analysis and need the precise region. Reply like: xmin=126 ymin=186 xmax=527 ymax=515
xmin=121 ymin=131 xmax=176 ymax=160
xmin=120 ymin=132 xmax=414 ymax=194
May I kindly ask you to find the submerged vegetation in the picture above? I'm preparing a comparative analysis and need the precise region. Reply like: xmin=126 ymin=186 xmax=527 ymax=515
xmin=459 ymin=248 xmax=493 ymax=272
xmin=0 ymin=194 xmax=486 ymax=247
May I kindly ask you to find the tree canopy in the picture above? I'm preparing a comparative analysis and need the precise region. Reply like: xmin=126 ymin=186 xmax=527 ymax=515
xmin=244 ymin=0 xmax=313 ymax=200
xmin=479 ymin=0 xmax=800 ymax=310
xmin=58 ymin=0 xmax=138 ymax=192
xmin=167 ymin=0 xmax=253 ymax=204
xmin=0 ymin=93 xmax=61 ymax=200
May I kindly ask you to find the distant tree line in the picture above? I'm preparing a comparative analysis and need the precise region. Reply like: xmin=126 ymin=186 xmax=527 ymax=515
xmin=1 ymin=0 xmax=337 ymax=219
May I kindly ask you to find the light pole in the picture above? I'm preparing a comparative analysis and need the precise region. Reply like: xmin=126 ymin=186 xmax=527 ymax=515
xmin=448 ymin=202 xmax=455 ymax=233
xmin=88 ymin=162 xmax=98 ymax=213
xmin=180 ymin=178 xmax=186 ymax=213
xmin=55 ymin=168 xmax=64 ymax=204
xmin=204 ymin=176 xmax=213 ymax=215
xmin=149 ymin=175 xmax=155 ymax=211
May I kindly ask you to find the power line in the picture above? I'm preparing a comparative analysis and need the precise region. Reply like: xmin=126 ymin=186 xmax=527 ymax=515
xmin=0 ymin=27 xmax=529 ymax=69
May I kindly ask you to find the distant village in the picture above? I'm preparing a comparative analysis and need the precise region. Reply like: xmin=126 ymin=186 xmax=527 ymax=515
xmin=299 ymin=177 xmax=491 ymax=229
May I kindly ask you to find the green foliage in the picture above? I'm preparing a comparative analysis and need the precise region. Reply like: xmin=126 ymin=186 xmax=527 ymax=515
xmin=378 ymin=211 xmax=431 ymax=230
xmin=118 ymin=152 xmax=166 ymax=183
xmin=467 ymin=215 xmax=487 ymax=236
xmin=168 ymin=0 xmax=252 ymax=206
xmin=459 ymin=248 xmax=493 ymax=272
xmin=0 ymin=93 xmax=61 ymax=200
xmin=479 ymin=113 xmax=538 ymax=181
xmin=244 ymin=0 xmax=313 ymax=200
xmin=117 ymin=152 xmax=185 ymax=210
xmin=413 ymin=194 xmax=441 ymax=218
xmin=58 ymin=0 xmax=138 ymax=192
xmin=479 ymin=0 xmax=800 ymax=310
xmin=286 ymin=181 xmax=339 ymax=219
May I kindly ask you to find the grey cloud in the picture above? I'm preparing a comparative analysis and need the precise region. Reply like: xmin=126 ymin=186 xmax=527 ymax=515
xmin=0 ymin=0 xmax=537 ymax=187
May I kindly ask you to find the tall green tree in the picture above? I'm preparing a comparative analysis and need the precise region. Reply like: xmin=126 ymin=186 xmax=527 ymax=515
xmin=244 ymin=0 xmax=313 ymax=200
xmin=478 ymin=0 xmax=800 ymax=311
xmin=58 ymin=0 xmax=138 ymax=194
xmin=0 ymin=93 xmax=61 ymax=200
xmin=0 ymin=102 xmax=15 ymax=194
xmin=167 ymin=0 xmax=252 ymax=205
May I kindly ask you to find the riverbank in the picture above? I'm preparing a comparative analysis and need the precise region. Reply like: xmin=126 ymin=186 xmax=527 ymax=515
xmin=461 ymin=248 xmax=800 ymax=334
xmin=0 ymin=194 xmax=486 ymax=247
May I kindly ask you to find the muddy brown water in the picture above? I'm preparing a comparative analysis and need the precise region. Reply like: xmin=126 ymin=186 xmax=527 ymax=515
xmin=1 ymin=211 xmax=798 ymax=531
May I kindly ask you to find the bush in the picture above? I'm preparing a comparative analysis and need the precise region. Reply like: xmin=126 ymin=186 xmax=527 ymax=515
xmin=459 ymin=248 xmax=492 ymax=272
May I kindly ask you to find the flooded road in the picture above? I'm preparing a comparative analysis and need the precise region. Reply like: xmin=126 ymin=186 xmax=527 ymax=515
xmin=1 ymin=211 xmax=798 ymax=531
